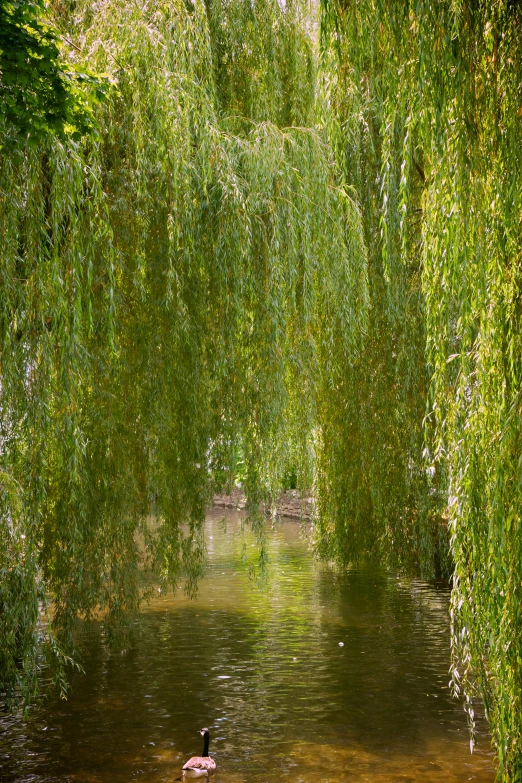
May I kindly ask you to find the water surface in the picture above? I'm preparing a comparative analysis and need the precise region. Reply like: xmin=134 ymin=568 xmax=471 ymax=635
xmin=0 ymin=510 xmax=495 ymax=782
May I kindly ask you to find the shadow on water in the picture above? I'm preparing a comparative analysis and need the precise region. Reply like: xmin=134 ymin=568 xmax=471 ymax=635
xmin=0 ymin=510 xmax=495 ymax=782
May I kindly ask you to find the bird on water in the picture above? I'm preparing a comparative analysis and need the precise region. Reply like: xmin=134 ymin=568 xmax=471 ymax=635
xmin=182 ymin=728 xmax=216 ymax=778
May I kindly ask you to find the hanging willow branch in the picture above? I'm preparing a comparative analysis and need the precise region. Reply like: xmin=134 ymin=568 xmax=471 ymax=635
xmin=0 ymin=0 xmax=367 ymax=707
xmin=321 ymin=1 xmax=522 ymax=779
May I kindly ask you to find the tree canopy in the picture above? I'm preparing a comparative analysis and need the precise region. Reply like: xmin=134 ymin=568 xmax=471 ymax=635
xmin=0 ymin=0 xmax=367 ymax=707
xmin=321 ymin=1 xmax=522 ymax=778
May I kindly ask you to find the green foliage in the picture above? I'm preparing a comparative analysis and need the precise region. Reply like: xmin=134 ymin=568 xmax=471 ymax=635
xmin=0 ymin=0 xmax=109 ymax=143
xmin=0 ymin=0 xmax=367 ymax=707
xmin=315 ymin=14 xmax=448 ymax=580
xmin=321 ymin=1 xmax=522 ymax=778
xmin=6 ymin=2 xmax=519 ymax=779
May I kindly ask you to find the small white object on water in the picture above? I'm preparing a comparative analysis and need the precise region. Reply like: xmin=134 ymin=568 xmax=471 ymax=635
xmin=293 ymin=657 xmax=297 ymax=661
xmin=338 ymin=642 xmax=344 ymax=647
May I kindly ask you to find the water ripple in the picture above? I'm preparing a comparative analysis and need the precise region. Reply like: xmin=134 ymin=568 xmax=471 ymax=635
xmin=0 ymin=511 xmax=495 ymax=783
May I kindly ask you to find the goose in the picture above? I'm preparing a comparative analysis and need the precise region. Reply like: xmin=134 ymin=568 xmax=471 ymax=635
xmin=182 ymin=728 xmax=216 ymax=778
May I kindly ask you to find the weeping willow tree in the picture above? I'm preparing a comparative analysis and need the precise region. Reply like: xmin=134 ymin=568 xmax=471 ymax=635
xmin=314 ymin=49 xmax=447 ymax=580
xmin=0 ymin=0 xmax=367 ymax=706
xmin=313 ymin=10 xmax=451 ymax=580
xmin=321 ymin=1 xmax=522 ymax=778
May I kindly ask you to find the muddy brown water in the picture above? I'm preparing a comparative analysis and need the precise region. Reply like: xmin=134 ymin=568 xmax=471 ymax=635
xmin=0 ymin=509 xmax=495 ymax=782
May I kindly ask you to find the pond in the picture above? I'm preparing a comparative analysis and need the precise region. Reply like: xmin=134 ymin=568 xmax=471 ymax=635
xmin=0 ymin=509 xmax=495 ymax=783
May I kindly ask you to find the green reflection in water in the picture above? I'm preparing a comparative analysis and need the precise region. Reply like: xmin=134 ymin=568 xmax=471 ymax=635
xmin=0 ymin=510 xmax=495 ymax=782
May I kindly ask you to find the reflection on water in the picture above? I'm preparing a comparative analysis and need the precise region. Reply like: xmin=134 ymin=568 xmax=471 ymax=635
xmin=0 ymin=510 xmax=495 ymax=782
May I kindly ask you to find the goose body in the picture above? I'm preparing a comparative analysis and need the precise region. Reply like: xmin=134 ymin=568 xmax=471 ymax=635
xmin=182 ymin=767 xmax=213 ymax=780
xmin=182 ymin=728 xmax=216 ymax=778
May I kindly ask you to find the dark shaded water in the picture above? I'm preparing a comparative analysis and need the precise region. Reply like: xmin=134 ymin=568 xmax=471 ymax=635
xmin=0 ymin=510 xmax=495 ymax=782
